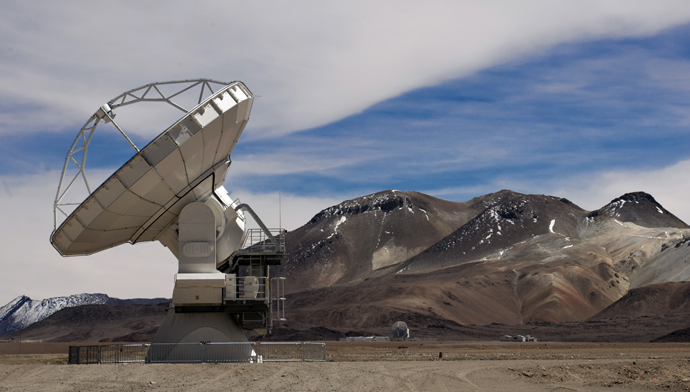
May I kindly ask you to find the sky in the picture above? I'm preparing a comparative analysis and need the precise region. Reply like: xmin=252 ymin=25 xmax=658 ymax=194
xmin=2 ymin=1 xmax=690 ymax=305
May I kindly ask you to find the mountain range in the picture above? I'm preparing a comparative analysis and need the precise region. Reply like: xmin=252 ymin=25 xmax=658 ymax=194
xmin=2 ymin=189 xmax=689 ymax=342
xmin=274 ymin=190 xmax=690 ymax=332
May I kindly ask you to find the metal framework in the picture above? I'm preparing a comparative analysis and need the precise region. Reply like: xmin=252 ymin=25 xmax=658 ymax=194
xmin=53 ymin=79 xmax=232 ymax=231
xmin=68 ymin=342 xmax=327 ymax=364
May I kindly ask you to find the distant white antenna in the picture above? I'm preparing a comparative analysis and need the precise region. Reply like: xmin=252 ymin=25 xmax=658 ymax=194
xmin=279 ymin=191 xmax=282 ymax=230
xmin=391 ymin=321 xmax=410 ymax=341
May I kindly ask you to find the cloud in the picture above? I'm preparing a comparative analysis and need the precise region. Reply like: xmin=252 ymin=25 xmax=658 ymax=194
xmin=551 ymin=159 xmax=690 ymax=225
xmin=2 ymin=1 xmax=690 ymax=138
xmin=226 ymin=189 xmax=343 ymax=231
xmin=230 ymin=139 xmax=381 ymax=177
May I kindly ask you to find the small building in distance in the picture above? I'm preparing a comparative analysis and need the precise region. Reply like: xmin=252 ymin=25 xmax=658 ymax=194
xmin=500 ymin=335 xmax=537 ymax=342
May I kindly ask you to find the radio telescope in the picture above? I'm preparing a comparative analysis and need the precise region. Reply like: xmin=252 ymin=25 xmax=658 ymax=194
xmin=50 ymin=79 xmax=285 ymax=356
xmin=391 ymin=321 xmax=409 ymax=341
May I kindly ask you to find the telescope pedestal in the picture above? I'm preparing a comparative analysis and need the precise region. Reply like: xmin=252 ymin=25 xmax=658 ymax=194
xmin=146 ymin=202 xmax=284 ymax=363
xmin=152 ymin=310 xmax=248 ymax=344
xmin=147 ymin=310 xmax=255 ymax=363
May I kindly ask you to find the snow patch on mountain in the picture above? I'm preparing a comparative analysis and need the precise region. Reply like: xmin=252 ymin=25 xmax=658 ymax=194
xmin=604 ymin=199 xmax=627 ymax=218
xmin=328 ymin=216 xmax=347 ymax=239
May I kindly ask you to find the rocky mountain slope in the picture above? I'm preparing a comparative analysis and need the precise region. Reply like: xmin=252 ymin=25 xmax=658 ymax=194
xmin=276 ymin=191 xmax=478 ymax=293
xmin=276 ymin=189 xmax=690 ymax=331
xmin=1 ymin=302 xmax=169 ymax=343
xmin=0 ymin=294 xmax=168 ymax=336
xmin=590 ymin=281 xmax=690 ymax=320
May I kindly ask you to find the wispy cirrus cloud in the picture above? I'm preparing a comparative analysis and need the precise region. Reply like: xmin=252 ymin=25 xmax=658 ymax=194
xmin=235 ymin=26 xmax=690 ymax=198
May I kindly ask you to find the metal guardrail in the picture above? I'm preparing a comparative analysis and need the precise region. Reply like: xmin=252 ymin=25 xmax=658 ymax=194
xmin=242 ymin=228 xmax=286 ymax=253
xmin=101 ymin=344 xmax=148 ymax=363
xmin=270 ymin=277 xmax=286 ymax=322
xmin=301 ymin=342 xmax=327 ymax=361
xmin=146 ymin=342 xmax=255 ymax=363
xmin=68 ymin=342 xmax=326 ymax=364
xmin=69 ymin=345 xmax=149 ymax=364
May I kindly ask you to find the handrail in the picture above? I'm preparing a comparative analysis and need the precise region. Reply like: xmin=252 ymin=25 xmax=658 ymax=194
xmin=234 ymin=203 xmax=280 ymax=249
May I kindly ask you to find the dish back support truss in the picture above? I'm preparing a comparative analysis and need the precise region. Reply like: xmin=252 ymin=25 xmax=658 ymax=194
xmin=51 ymin=79 xmax=252 ymax=255
xmin=53 ymin=79 xmax=232 ymax=229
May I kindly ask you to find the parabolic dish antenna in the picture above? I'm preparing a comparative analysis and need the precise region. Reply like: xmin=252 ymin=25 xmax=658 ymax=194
xmin=391 ymin=321 xmax=410 ymax=340
xmin=51 ymin=79 xmax=252 ymax=256
xmin=50 ymin=79 xmax=286 ymax=360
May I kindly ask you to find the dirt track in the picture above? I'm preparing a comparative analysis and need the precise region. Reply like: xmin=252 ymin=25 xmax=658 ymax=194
xmin=1 ymin=342 xmax=689 ymax=391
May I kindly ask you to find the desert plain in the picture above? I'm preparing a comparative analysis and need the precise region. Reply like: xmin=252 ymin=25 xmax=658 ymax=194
xmin=1 ymin=341 xmax=689 ymax=391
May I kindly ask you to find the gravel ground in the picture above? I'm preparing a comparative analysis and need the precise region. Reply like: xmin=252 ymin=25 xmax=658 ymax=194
xmin=0 ymin=342 xmax=689 ymax=391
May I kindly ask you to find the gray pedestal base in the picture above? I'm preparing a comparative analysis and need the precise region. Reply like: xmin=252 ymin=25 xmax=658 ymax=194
xmin=146 ymin=310 xmax=254 ymax=363
xmin=152 ymin=311 xmax=248 ymax=343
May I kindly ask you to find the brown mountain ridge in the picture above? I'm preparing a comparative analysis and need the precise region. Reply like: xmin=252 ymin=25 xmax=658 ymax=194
xmin=275 ymin=189 xmax=690 ymax=333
